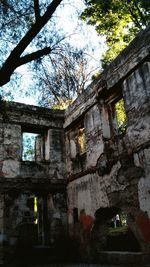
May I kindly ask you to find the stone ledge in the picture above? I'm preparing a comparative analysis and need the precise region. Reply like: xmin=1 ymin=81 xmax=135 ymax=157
xmin=97 ymin=251 xmax=150 ymax=265
xmin=0 ymin=177 xmax=67 ymax=193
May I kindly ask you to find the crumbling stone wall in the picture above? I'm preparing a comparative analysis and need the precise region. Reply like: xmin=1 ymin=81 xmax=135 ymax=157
xmin=0 ymin=26 xmax=150 ymax=265
xmin=0 ymin=102 xmax=66 ymax=179
xmin=65 ymin=26 xmax=150 ymax=260
xmin=0 ymin=102 xmax=67 ymax=265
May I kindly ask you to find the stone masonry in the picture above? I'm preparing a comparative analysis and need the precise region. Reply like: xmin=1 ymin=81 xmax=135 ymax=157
xmin=65 ymin=26 xmax=150 ymax=263
xmin=0 ymin=103 xmax=67 ymax=265
xmin=0 ymin=26 xmax=150 ymax=265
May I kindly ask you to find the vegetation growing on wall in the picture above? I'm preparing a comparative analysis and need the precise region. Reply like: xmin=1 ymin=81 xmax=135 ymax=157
xmin=81 ymin=0 xmax=150 ymax=67
xmin=115 ymin=98 xmax=127 ymax=134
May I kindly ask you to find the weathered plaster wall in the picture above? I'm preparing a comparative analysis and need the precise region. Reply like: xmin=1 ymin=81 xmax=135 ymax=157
xmin=84 ymin=105 xmax=104 ymax=168
xmin=0 ymin=26 xmax=150 ymax=265
xmin=0 ymin=195 xmax=4 ymax=264
xmin=123 ymin=62 xmax=150 ymax=148
xmin=5 ymin=191 xmax=67 ymax=244
xmin=65 ymin=26 xmax=150 ymax=259
xmin=122 ymin=62 xmax=150 ymax=247
xmin=0 ymin=102 xmax=66 ymax=180
xmin=0 ymin=102 xmax=67 ymax=264
xmin=136 ymin=147 xmax=150 ymax=217
xmin=0 ymin=123 xmax=21 ymax=178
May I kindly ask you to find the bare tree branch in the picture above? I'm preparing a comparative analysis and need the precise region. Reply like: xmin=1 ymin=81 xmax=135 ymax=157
xmin=41 ymin=63 xmax=61 ymax=102
xmin=34 ymin=0 xmax=40 ymax=21
xmin=18 ymin=47 xmax=51 ymax=66
xmin=0 ymin=0 xmax=62 ymax=86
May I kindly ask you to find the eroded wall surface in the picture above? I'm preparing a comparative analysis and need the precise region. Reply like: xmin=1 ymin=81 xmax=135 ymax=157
xmin=0 ymin=102 xmax=67 ymax=264
xmin=0 ymin=26 xmax=150 ymax=265
xmin=65 ymin=26 xmax=150 ymax=260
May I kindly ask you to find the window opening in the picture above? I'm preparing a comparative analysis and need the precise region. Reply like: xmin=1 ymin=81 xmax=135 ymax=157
xmin=78 ymin=127 xmax=87 ymax=154
xmin=22 ymin=132 xmax=38 ymax=161
xmin=68 ymin=123 xmax=87 ymax=172
xmin=22 ymin=130 xmax=48 ymax=161
xmin=34 ymin=197 xmax=38 ymax=225
xmin=115 ymin=98 xmax=127 ymax=134
xmin=108 ymin=95 xmax=127 ymax=136
xmin=33 ymin=196 xmax=50 ymax=246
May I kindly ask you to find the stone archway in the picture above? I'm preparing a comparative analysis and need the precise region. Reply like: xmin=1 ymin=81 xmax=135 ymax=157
xmin=90 ymin=206 xmax=141 ymax=258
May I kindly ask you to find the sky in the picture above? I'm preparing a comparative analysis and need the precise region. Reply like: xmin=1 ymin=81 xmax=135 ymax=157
xmin=1 ymin=0 xmax=107 ymax=106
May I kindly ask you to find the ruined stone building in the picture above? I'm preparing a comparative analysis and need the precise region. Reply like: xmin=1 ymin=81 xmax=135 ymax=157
xmin=0 ymin=26 xmax=150 ymax=266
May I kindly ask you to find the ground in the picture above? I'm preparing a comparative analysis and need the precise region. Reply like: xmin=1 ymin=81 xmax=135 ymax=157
xmin=28 ymin=264 xmax=150 ymax=267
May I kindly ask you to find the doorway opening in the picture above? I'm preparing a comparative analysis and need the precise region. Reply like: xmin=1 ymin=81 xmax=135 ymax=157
xmin=91 ymin=207 xmax=141 ymax=252
xmin=33 ymin=195 xmax=50 ymax=247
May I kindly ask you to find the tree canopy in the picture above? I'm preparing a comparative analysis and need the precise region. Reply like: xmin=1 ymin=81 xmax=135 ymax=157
xmin=0 ymin=0 xmax=100 ymax=107
xmin=81 ymin=0 xmax=150 ymax=67
xmin=0 ymin=0 xmax=63 ymax=87
xmin=36 ymin=44 xmax=99 ymax=108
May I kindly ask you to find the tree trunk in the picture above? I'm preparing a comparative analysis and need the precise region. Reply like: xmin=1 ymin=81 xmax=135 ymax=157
xmin=0 ymin=0 xmax=62 ymax=87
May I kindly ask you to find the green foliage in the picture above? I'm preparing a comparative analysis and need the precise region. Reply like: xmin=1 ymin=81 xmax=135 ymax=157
xmin=108 ymin=225 xmax=128 ymax=235
xmin=81 ymin=0 xmax=150 ymax=67
xmin=22 ymin=133 xmax=37 ymax=161
xmin=115 ymin=99 xmax=127 ymax=134
xmin=51 ymin=99 xmax=73 ymax=110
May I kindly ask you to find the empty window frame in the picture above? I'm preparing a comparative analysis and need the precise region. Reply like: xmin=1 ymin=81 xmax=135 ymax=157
xmin=115 ymin=98 xmax=127 ymax=134
xmin=22 ymin=132 xmax=38 ymax=161
xmin=77 ymin=126 xmax=87 ymax=155
xmin=107 ymin=94 xmax=127 ymax=136
xmin=22 ymin=129 xmax=48 ymax=161
xmin=27 ymin=195 xmax=50 ymax=246
xmin=68 ymin=122 xmax=87 ymax=158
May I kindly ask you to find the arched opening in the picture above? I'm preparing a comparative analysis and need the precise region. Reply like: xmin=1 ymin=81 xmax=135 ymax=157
xmin=91 ymin=207 xmax=141 ymax=254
